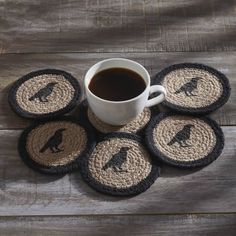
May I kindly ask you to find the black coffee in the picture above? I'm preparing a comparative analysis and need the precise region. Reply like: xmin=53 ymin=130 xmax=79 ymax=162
xmin=89 ymin=68 xmax=146 ymax=101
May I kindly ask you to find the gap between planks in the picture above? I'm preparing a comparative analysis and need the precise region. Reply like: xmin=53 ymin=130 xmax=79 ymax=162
xmin=2 ymin=50 xmax=236 ymax=55
xmin=1 ymin=212 xmax=236 ymax=218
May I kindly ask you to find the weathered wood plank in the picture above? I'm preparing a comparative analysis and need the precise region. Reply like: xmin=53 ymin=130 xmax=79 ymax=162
xmin=0 ymin=214 xmax=236 ymax=236
xmin=0 ymin=127 xmax=235 ymax=216
xmin=0 ymin=52 xmax=235 ymax=128
xmin=0 ymin=0 xmax=235 ymax=53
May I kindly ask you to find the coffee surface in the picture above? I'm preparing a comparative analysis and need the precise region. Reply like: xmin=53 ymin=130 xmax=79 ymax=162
xmin=89 ymin=68 xmax=146 ymax=101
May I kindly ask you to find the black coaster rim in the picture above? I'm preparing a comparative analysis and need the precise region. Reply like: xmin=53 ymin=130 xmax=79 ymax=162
xmin=76 ymin=100 xmax=101 ymax=141
xmin=80 ymin=132 xmax=160 ymax=196
xmin=18 ymin=116 xmax=96 ymax=175
xmin=145 ymin=113 xmax=224 ymax=168
xmin=8 ymin=69 xmax=82 ymax=119
xmin=153 ymin=63 xmax=231 ymax=115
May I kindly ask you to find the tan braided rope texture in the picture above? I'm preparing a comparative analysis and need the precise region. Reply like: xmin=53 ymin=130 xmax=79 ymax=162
xmin=26 ymin=121 xmax=87 ymax=166
xmin=16 ymin=74 xmax=75 ymax=114
xmin=162 ymin=68 xmax=223 ymax=108
xmin=153 ymin=116 xmax=217 ymax=162
xmin=88 ymin=138 xmax=152 ymax=188
xmin=87 ymin=107 xmax=151 ymax=133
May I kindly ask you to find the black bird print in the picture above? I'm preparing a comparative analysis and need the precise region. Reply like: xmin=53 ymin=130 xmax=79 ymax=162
xmin=29 ymin=82 xmax=57 ymax=102
xmin=167 ymin=124 xmax=194 ymax=148
xmin=174 ymin=77 xmax=202 ymax=97
xmin=40 ymin=128 xmax=66 ymax=153
xmin=102 ymin=147 xmax=130 ymax=172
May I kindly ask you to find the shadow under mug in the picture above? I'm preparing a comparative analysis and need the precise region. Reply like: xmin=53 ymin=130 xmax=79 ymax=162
xmin=84 ymin=58 xmax=166 ymax=125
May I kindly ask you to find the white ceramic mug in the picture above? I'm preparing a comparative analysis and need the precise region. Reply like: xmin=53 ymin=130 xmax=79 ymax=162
xmin=84 ymin=58 xmax=166 ymax=125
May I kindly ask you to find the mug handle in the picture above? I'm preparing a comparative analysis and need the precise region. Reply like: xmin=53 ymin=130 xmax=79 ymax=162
xmin=145 ymin=85 xmax=166 ymax=107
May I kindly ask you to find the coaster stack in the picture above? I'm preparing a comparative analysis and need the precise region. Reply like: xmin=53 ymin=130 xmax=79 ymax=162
xmin=8 ymin=63 xmax=230 ymax=196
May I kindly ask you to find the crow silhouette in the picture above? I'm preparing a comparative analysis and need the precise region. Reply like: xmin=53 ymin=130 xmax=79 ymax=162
xmin=167 ymin=124 xmax=194 ymax=148
xmin=174 ymin=77 xmax=202 ymax=97
xmin=102 ymin=147 xmax=130 ymax=172
xmin=40 ymin=128 xmax=66 ymax=153
xmin=29 ymin=82 xmax=57 ymax=102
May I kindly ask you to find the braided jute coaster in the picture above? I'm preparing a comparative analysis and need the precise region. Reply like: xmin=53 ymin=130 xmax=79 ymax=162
xmin=87 ymin=107 xmax=156 ymax=135
xmin=145 ymin=113 xmax=224 ymax=168
xmin=153 ymin=63 xmax=230 ymax=114
xmin=80 ymin=133 xmax=160 ymax=196
xmin=18 ymin=117 xmax=96 ymax=174
xmin=8 ymin=69 xmax=81 ymax=119
xmin=77 ymin=99 xmax=159 ymax=136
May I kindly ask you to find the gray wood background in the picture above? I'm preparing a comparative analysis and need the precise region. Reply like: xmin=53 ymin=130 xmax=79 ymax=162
xmin=0 ymin=0 xmax=235 ymax=235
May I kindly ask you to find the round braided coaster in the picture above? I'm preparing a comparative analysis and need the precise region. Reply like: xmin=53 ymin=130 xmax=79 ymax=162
xmin=18 ymin=117 xmax=96 ymax=174
xmin=8 ymin=69 xmax=81 ymax=119
xmin=80 ymin=133 xmax=160 ymax=196
xmin=153 ymin=63 xmax=230 ymax=114
xmin=87 ymin=107 xmax=154 ymax=134
xmin=145 ymin=113 xmax=224 ymax=168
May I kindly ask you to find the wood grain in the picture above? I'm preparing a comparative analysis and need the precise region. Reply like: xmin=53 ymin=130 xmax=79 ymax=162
xmin=0 ymin=0 xmax=235 ymax=233
xmin=0 ymin=127 xmax=235 ymax=216
xmin=0 ymin=52 xmax=235 ymax=129
xmin=0 ymin=214 xmax=236 ymax=236
xmin=0 ymin=0 xmax=236 ymax=53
